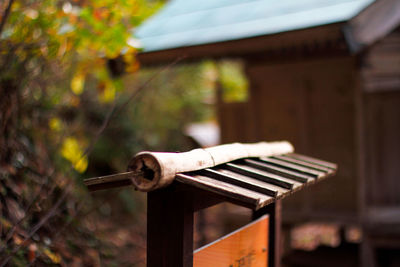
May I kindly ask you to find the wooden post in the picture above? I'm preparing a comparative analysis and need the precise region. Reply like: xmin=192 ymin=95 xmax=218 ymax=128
xmin=147 ymin=185 xmax=194 ymax=267
xmin=253 ymin=200 xmax=282 ymax=267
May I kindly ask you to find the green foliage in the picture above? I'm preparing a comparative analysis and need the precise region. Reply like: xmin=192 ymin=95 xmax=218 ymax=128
xmin=219 ymin=60 xmax=249 ymax=103
xmin=0 ymin=0 xmax=169 ymax=265
xmin=1 ymin=0 xmax=163 ymax=172
xmin=129 ymin=63 xmax=215 ymax=151
xmin=0 ymin=0 xmax=219 ymax=264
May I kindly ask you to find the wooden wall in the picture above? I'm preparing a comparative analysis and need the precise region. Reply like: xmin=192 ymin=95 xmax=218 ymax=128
xmin=364 ymin=92 xmax=400 ymax=207
xmin=219 ymin=56 xmax=360 ymax=224
xmin=217 ymin=28 xmax=400 ymax=227
xmin=362 ymin=28 xmax=400 ymax=210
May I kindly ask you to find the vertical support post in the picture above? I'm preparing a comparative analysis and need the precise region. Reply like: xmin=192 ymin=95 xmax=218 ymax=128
xmin=147 ymin=185 xmax=194 ymax=267
xmin=253 ymin=200 xmax=282 ymax=267
xmin=361 ymin=233 xmax=377 ymax=267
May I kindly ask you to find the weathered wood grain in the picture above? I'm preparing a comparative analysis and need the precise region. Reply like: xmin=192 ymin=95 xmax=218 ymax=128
xmin=243 ymin=159 xmax=313 ymax=184
xmin=175 ymin=173 xmax=274 ymax=210
xmin=222 ymin=163 xmax=296 ymax=190
xmin=258 ymin=157 xmax=323 ymax=178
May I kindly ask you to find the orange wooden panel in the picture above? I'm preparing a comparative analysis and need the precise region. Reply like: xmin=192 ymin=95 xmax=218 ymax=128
xmin=194 ymin=215 xmax=269 ymax=267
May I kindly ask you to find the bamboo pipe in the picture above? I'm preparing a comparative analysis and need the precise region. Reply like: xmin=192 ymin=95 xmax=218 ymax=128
xmin=127 ymin=141 xmax=294 ymax=192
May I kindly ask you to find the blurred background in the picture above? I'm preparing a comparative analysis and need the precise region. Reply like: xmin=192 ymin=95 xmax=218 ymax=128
xmin=1 ymin=0 xmax=400 ymax=266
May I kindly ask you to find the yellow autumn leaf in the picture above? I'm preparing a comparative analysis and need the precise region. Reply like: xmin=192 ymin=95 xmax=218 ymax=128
xmin=60 ymin=137 xmax=88 ymax=173
xmin=43 ymin=248 xmax=61 ymax=264
xmin=99 ymin=81 xmax=116 ymax=103
xmin=70 ymin=73 xmax=85 ymax=95
xmin=49 ymin=117 xmax=62 ymax=132
xmin=123 ymin=49 xmax=140 ymax=73
xmin=73 ymin=157 xmax=88 ymax=173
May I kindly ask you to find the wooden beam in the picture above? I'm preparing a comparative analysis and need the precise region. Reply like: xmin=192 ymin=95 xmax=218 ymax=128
xmin=253 ymin=200 xmax=282 ymax=267
xmin=147 ymin=185 xmax=194 ymax=267
xmin=137 ymin=24 xmax=344 ymax=66
xmin=344 ymin=0 xmax=400 ymax=52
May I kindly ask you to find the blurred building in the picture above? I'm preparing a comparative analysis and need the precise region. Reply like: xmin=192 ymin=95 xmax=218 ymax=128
xmin=135 ymin=0 xmax=400 ymax=266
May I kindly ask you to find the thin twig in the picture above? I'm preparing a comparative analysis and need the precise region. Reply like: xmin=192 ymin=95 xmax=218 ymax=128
xmin=115 ymin=56 xmax=185 ymax=116
xmin=82 ymin=55 xmax=184 ymax=160
xmin=26 ymin=188 xmax=123 ymax=266
xmin=0 ymin=184 xmax=71 ymax=267
xmin=0 ymin=0 xmax=14 ymax=36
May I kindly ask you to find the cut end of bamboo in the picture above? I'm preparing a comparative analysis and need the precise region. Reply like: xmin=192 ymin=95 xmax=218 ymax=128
xmin=127 ymin=152 xmax=164 ymax=192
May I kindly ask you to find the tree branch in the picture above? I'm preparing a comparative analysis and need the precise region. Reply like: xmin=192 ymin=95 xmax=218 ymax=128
xmin=0 ymin=0 xmax=15 ymax=36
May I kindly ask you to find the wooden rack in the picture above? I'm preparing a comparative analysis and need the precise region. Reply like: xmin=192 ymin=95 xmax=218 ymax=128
xmin=85 ymin=143 xmax=337 ymax=267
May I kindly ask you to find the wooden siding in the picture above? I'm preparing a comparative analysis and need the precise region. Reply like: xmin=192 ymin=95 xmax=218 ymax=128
xmin=362 ymin=29 xmax=400 ymax=209
xmin=362 ymin=27 xmax=400 ymax=93
xmin=364 ymin=92 xmax=400 ymax=207
xmin=218 ymin=56 xmax=359 ymax=223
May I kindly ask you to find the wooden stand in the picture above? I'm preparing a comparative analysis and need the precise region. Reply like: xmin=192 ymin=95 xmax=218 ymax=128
xmin=84 ymin=145 xmax=336 ymax=267
xmin=147 ymin=183 xmax=280 ymax=267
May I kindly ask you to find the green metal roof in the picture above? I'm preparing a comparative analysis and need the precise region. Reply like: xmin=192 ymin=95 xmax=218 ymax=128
xmin=135 ymin=0 xmax=375 ymax=52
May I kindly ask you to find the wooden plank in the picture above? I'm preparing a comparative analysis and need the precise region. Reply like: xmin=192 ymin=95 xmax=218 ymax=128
xmin=223 ymin=163 xmax=295 ymax=190
xmin=200 ymin=168 xmax=280 ymax=198
xmin=272 ymin=155 xmax=332 ymax=173
xmin=213 ymin=168 xmax=290 ymax=197
xmin=176 ymin=173 xmax=273 ymax=210
xmin=285 ymin=153 xmax=338 ymax=170
xmin=257 ymin=157 xmax=323 ymax=178
xmin=194 ymin=215 xmax=269 ymax=267
xmin=243 ymin=159 xmax=313 ymax=184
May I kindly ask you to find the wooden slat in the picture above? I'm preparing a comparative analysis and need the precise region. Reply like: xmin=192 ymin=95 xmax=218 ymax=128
xmin=258 ymin=157 xmax=324 ymax=178
xmin=84 ymin=171 xmax=143 ymax=192
xmin=285 ymin=153 xmax=337 ymax=170
xmin=222 ymin=163 xmax=295 ymax=190
xmin=200 ymin=169 xmax=279 ymax=197
xmin=84 ymin=171 xmax=137 ymax=186
xmin=272 ymin=155 xmax=332 ymax=173
xmin=213 ymin=168 xmax=290 ymax=196
xmin=175 ymin=173 xmax=273 ymax=209
xmin=87 ymin=179 xmax=132 ymax=192
xmin=233 ymin=163 xmax=304 ymax=190
xmin=243 ymin=159 xmax=313 ymax=184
